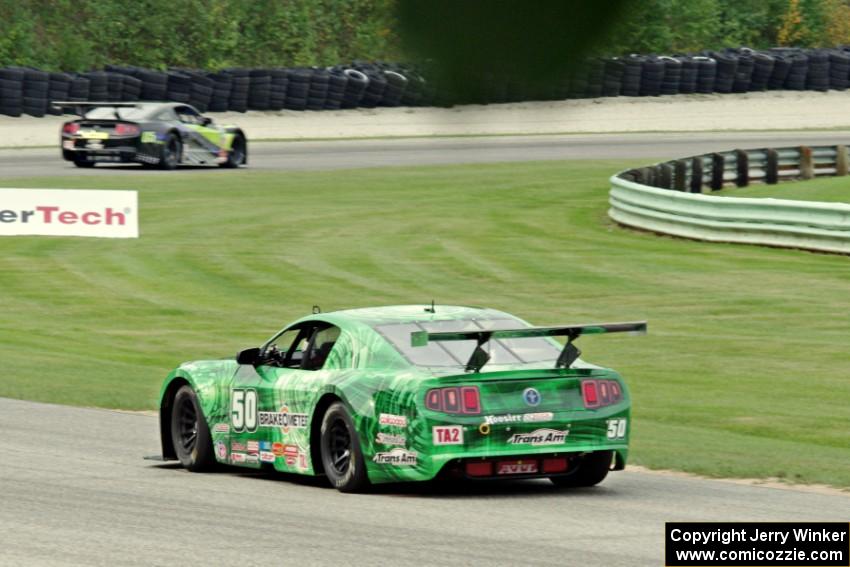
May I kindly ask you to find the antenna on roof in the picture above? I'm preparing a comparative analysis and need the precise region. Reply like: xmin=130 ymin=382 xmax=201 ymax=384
xmin=312 ymin=305 xmax=321 ymax=314
xmin=424 ymin=300 xmax=435 ymax=314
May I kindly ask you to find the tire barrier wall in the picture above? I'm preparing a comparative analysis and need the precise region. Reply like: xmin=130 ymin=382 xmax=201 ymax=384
xmin=3 ymin=45 xmax=850 ymax=117
xmin=0 ymin=62 xmax=433 ymax=118
xmin=608 ymin=145 xmax=850 ymax=254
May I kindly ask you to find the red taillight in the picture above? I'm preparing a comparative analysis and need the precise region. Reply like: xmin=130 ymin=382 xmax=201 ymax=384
xmin=465 ymin=461 xmax=493 ymax=477
xmin=114 ymin=123 xmax=139 ymax=136
xmin=599 ymin=381 xmax=610 ymax=405
xmin=542 ymin=457 xmax=568 ymax=474
xmin=461 ymin=386 xmax=481 ymax=414
xmin=425 ymin=386 xmax=481 ymax=415
xmin=62 ymin=123 xmax=79 ymax=135
xmin=582 ymin=379 xmax=623 ymax=409
xmin=582 ymin=380 xmax=599 ymax=408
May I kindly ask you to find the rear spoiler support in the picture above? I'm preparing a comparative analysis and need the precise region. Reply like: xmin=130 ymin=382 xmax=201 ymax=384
xmin=411 ymin=321 xmax=647 ymax=373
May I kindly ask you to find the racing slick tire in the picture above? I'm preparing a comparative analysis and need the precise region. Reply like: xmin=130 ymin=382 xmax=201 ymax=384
xmin=159 ymin=133 xmax=181 ymax=170
xmin=549 ymin=450 xmax=613 ymax=488
xmin=170 ymin=385 xmax=216 ymax=472
xmin=220 ymin=134 xmax=246 ymax=168
xmin=73 ymin=159 xmax=95 ymax=168
xmin=320 ymin=402 xmax=370 ymax=493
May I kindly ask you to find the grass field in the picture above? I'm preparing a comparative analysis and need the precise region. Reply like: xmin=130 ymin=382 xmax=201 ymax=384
xmin=1 ymin=161 xmax=849 ymax=487
xmin=718 ymin=174 xmax=850 ymax=203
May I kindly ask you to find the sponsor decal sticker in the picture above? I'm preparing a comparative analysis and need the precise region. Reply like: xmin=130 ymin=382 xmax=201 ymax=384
xmin=373 ymin=448 xmax=417 ymax=466
xmin=231 ymin=452 xmax=247 ymax=463
xmin=231 ymin=441 xmax=247 ymax=452
xmin=215 ymin=441 xmax=227 ymax=460
xmin=376 ymin=432 xmax=406 ymax=446
xmin=432 ymin=425 xmax=463 ymax=445
xmin=507 ymin=428 xmax=569 ymax=446
xmin=246 ymin=440 xmax=259 ymax=453
xmin=272 ymin=442 xmax=286 ymax=456
xmin=0 ymin=188 xmax=139 ymax=239
xmin=258 ymin=405 xmax=308 ymax=433
xmin=497 ymin=460 xmax=539 ymax=475
xmin=606 ymin=418 xmax=627 ymax=440
xmin=259 ymin=441 xmax=272 ymax=451
xmin=140 ymin=131 xmax=157 ymax=143
xmin=259 ymin=451 xmax=276 ymax=463
xmin=213 ymin=423 xmax=230 ymax=434
xmin=245 ymin=453 xmax=259 ymax=464
xmin=379 ymin=413 xmax=407 ymax=427
xmin=522 ymin=387 xmax=541 ymax=407
xmin=483 ymin=412 xmax=554 ymax=425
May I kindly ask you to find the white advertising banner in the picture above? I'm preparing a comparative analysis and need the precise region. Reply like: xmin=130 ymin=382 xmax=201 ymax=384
xmin=0 ymin=188 xmax=138 ymax=238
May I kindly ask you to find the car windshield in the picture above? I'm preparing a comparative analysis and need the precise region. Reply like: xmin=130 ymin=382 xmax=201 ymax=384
xmin=375 ymin=318 xmax=561 ymax=368
xmin=84 ymin=107 xmax=150 ymax=120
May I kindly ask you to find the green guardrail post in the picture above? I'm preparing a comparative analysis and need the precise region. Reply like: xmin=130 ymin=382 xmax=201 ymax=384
xmin=735 ymin=149 xmax=749 ymax=187
xmin=674 ymin=160 xmax=687 ymax=191
xmin=658 ymin=163 xmax=673 ymax=189
xmin=711 ymin=153 xmax=724 ymax=191
xmin=800 ymin=146 xmax=814 ymax=180
xmin=835 ymin=145 xmax=848 ymax=177
xmin=690 ymin=157 xmax=703 ymax=193
xmin=765 ymin=148 xmax=778 ymax=185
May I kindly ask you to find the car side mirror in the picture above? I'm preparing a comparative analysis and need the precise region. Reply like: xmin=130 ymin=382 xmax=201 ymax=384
xmin=236 ymin=347 xmax=261 ymax=365
xmin=201 ymin=116 xmax=212 ymax=126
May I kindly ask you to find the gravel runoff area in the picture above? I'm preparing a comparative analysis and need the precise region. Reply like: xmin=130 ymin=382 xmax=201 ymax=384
xmin=2 ymin=90 xmax=850 ymax=148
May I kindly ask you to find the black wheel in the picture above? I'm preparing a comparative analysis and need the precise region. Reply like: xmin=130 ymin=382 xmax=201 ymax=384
xmin=159 ymin=133 xmax=181 ymax=170
xmin=320 ymin=402 xmax=369 ymax=492
xmin=220 ymin=134 xmax=246 ymax=168
xmin=170 ymin=385 xmax=215 ymax=471
xmin=73 ymin=159 xmax=95 ymax=168
xmin=550 ymin=451 xmax=613 ymax=488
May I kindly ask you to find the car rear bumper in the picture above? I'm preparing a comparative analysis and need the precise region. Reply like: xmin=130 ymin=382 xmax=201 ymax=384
xmin=62 ymin=146 xmax=138 ymax=163
xmin=365 ymin=407 xmax=631 ymax=484
xmin=61 ymin=136 xmax=141 ymax=163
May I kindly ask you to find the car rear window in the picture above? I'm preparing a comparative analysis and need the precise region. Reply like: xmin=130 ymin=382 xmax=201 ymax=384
xmin=375 ymin=318 xmax=561 ymax=368
xmin=85 ymin=107 xmax=150 ymax=120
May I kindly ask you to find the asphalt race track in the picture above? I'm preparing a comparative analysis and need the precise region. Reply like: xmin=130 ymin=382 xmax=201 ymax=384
xmin=2 ymin=131 xmax=850 ymax=177
xmin=3 ymin=132 xmax=850 ymax=565
xmin=1 ymin=398 xmax=848 ymax=566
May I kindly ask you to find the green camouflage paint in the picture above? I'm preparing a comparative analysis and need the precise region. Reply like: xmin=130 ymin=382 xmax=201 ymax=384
xmin=160 ymin=305 xmax=633 ymax=484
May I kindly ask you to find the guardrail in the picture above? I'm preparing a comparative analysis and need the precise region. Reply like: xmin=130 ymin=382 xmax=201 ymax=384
xmin=608 ymin=144 xmax=850 ymax=255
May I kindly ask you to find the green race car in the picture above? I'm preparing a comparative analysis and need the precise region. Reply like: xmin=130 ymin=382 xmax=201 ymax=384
xmin=159 ymin=305 xmax=646 ymax=492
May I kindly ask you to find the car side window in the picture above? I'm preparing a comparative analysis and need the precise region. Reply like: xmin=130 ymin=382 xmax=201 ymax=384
xmin=155 ymin=109 xmax=178 ymax=122
xmin=302 ymin=326 xmax=340 ymax=371
xmin=175 ymin=106 xmax=203 ymax=125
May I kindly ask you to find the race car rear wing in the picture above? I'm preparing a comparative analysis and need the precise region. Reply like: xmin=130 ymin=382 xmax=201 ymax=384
xmin=51 ymin=101 xmax=143 ymax=117
xmin=411 ymin=321 xmax=647 ymax=373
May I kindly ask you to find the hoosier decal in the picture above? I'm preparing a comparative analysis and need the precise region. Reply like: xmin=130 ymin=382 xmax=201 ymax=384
xmin=483 ymin=412 xmax=554 ymax=425
xmin=373 ymin=448 xmax=417 ymax=466
xmin=258 ymin=405 xmax=308 ymax=433
xmin=507 ymin=428 xmax=570 ymax=446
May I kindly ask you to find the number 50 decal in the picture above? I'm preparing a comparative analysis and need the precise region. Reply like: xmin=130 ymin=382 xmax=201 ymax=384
xmin=231 ymin=389 xmax=258 ymax=432
xmin=606 ymin=418 xmax=627 ymax=440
